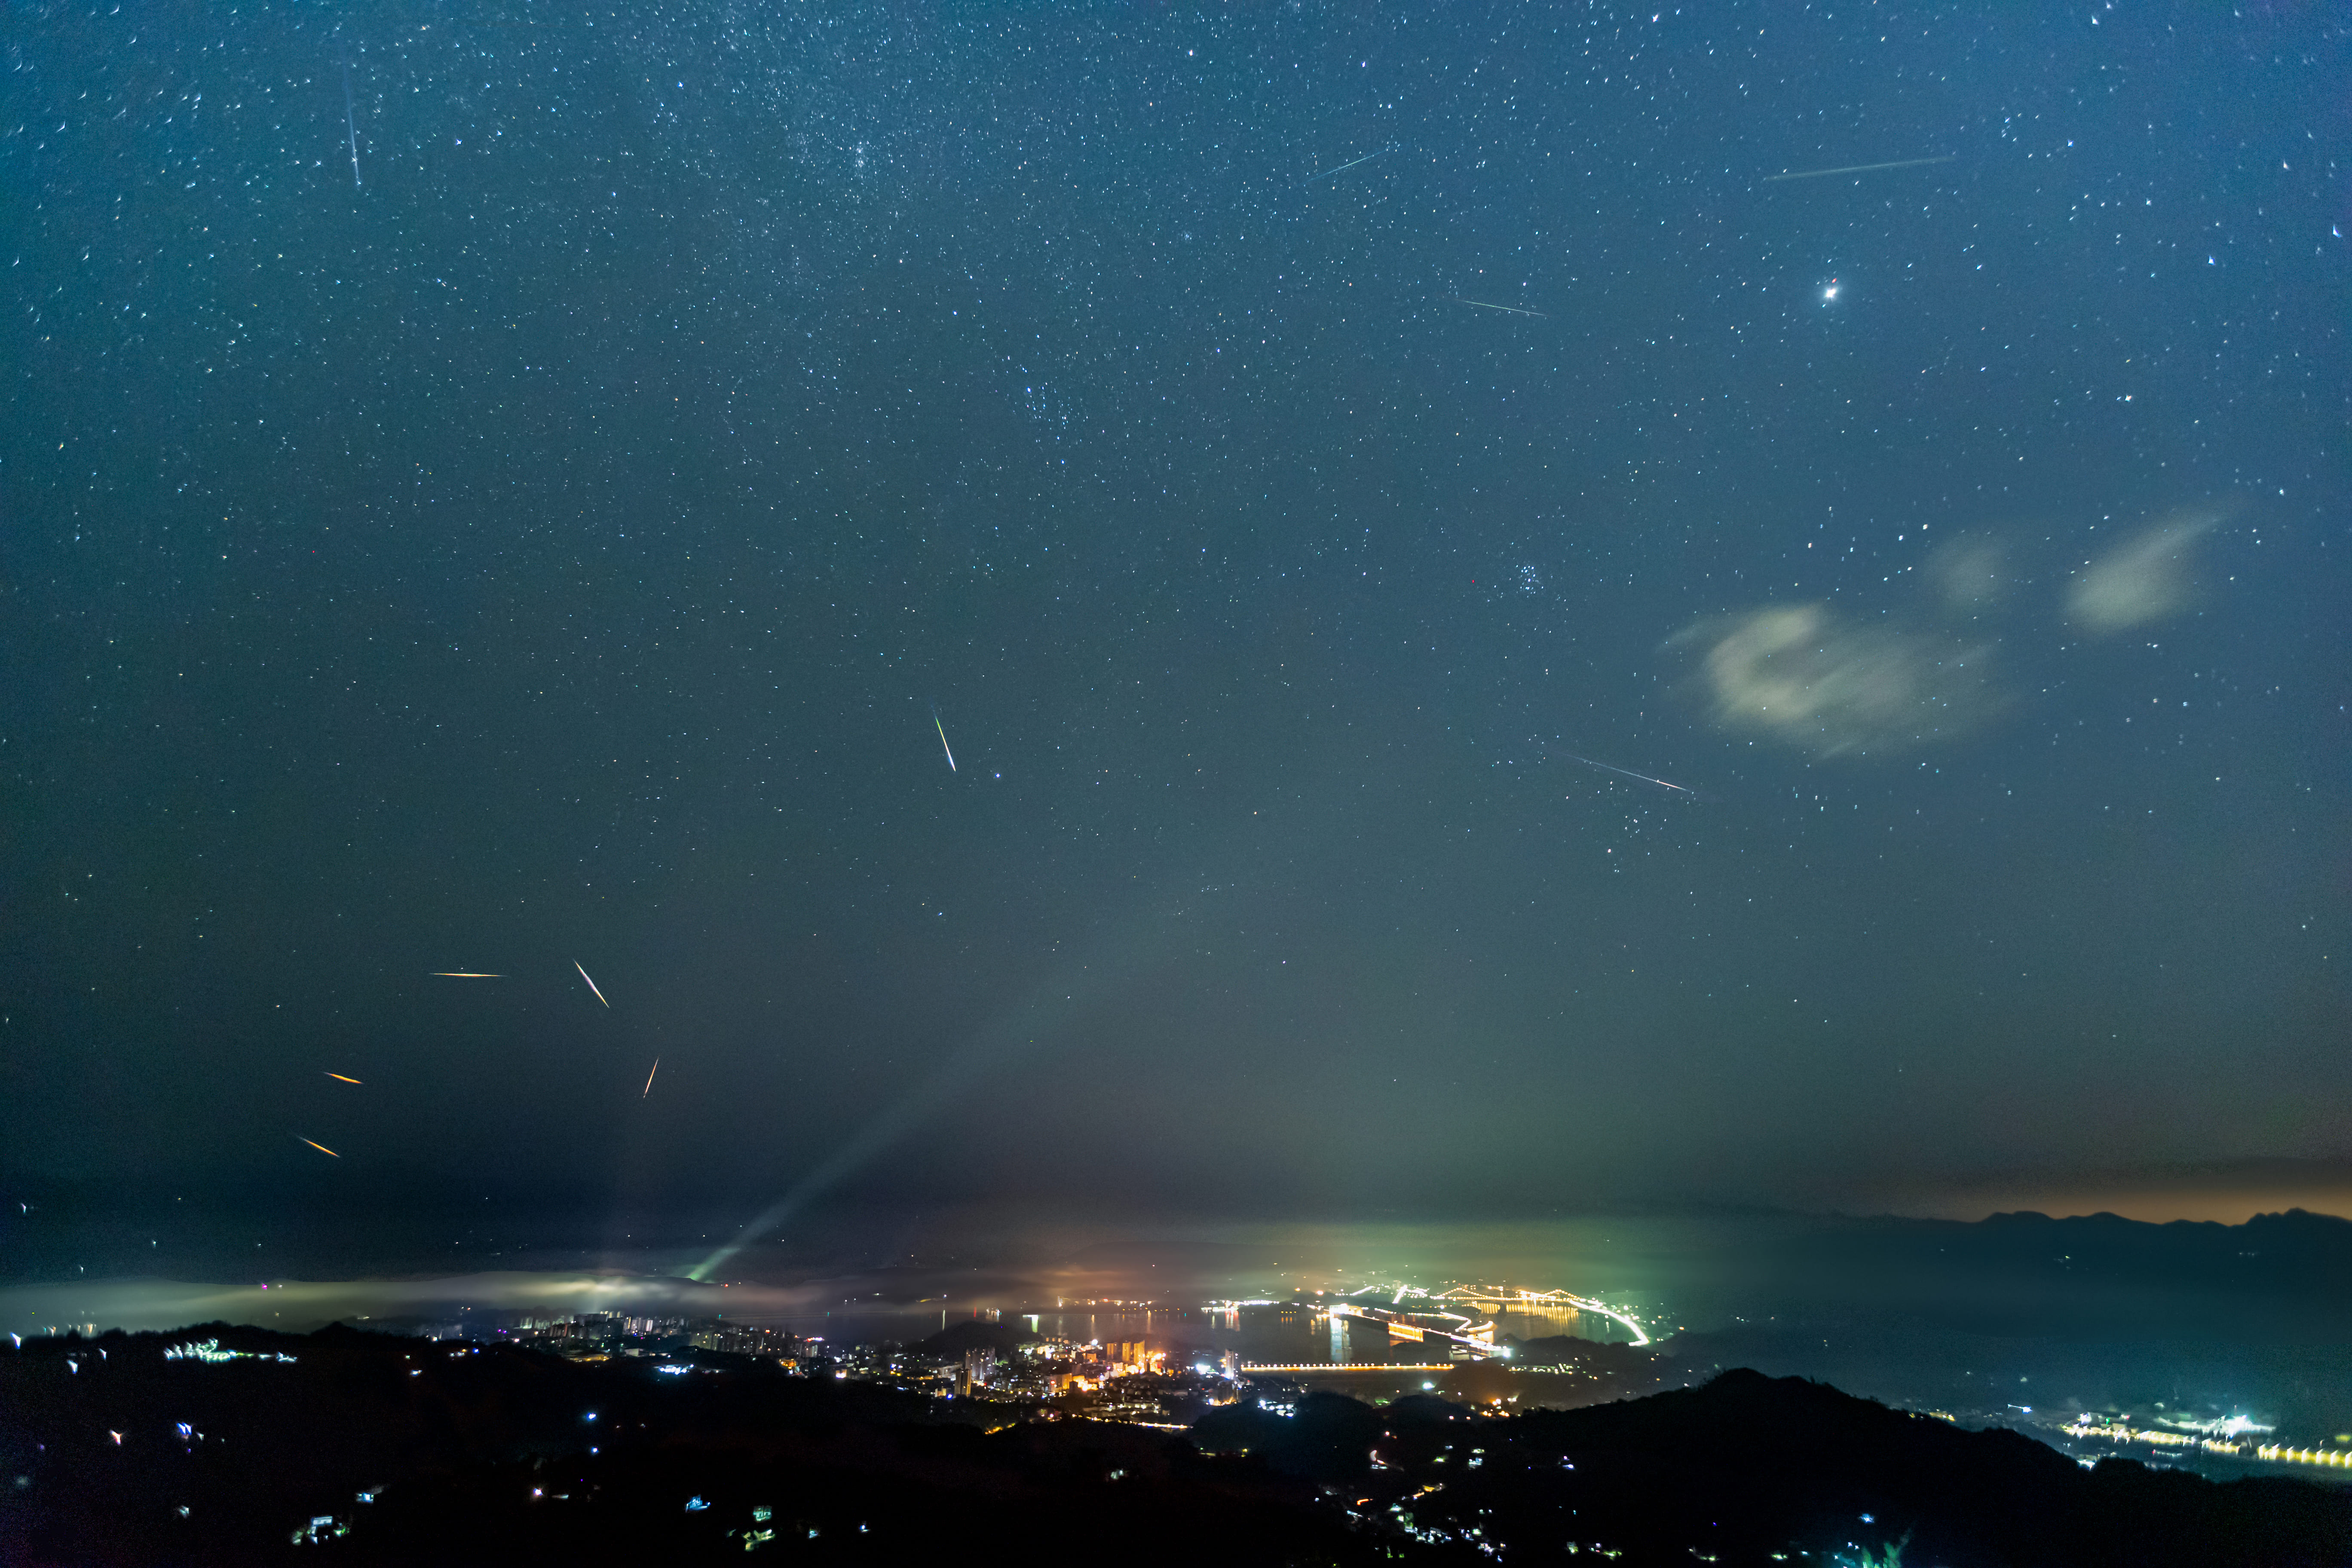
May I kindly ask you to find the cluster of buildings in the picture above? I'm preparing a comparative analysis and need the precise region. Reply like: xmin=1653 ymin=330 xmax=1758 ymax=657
xmin=2022 ymin=1406 xmax=2352 ymax=1476
xmin=2060 ymin=1412 xmax=2262 ymax=1460
xmin=479 ymin=1313 xmax=797 ymax=1362
xmin=462 ymin=1311 xmax=1244 ymax=1427
xmin=943 ymin=1338 xmax=1241 ymax=1421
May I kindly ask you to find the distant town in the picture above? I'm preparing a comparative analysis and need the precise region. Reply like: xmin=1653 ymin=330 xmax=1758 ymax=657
xmin=10 ymin=1283 xmax=2350 ymax=1565
xmin=325 ymin=1283 xmax=2352 ymax=1482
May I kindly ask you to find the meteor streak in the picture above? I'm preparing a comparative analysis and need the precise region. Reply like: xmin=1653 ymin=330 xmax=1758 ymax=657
xmin=337 ymin=31 xmax=361 ymax=189
xmin=1299 ymin=145 xmax=1392 ymax=185
xmin=1449 ymin=297 xmax=1550 ymax=318
xmin=930 ymin=702 xmax=956 ymax=772
xmin=323 ymin=1073 xmax=363 ymax=1085
xmin=575 ymin=962 xmax=609 ymax=1008
xmin=298 ymin=1137 xmax=340 ymax=1157
xmin=1761 ymin=154 xmax=1954 ymax=183
xmin=431 ymin=972 xmax=502 ymax=978
xmin=643 ymin=1059 xmax=660 ymax=1097
xmin=1549 ymin=746 xmax=1696 ymax=796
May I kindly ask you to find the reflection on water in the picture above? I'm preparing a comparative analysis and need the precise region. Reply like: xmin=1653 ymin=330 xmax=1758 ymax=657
xmin=718 ymin=1215 xmax=1735 ymax=1352
xmin=970 ymin=1300 xmax=1639 ymax=1371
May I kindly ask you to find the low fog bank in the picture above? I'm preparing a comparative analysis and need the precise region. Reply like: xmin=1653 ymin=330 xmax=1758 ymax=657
xmin=0 ymin=1272 xmax=842 ymax=1341
xmin=9 ymin=1207 xmax=2348 ymax=1345
xmin=6 ymin=1208 xmax=2348 ymax=1444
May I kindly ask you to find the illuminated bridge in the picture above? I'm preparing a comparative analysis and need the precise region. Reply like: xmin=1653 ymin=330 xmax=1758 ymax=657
xmin=1239 ymin=1363 xmax=1457 ymax=1375
xmin=1427 ymin=1286 xmax=1651 ymax=1347
xmin=1318 ymin=1286 xmax=1649 ymax=1353
xmin=1210 ymin=1286 xmax=1654 ymax=1360
xmin=1327 ymin=1301 xmax=1502 ymax=1357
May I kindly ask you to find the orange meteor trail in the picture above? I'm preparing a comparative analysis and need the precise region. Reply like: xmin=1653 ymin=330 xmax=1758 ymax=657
xmin=643 ymin=1059 xmax=660 ymax=1097
xmin=576 ymin=962 xmax=610 ymax=1008
xmin=324 ymin=1072 xmax=363 ymax=1084
xmin=432 ymin=972 xmax=502 ymax=978
xmin=298 ymin=1137 xmax=340 ymax=1157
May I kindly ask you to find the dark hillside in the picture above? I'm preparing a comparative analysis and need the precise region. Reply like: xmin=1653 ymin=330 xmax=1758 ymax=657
xmin=6 ymin=1327 xmax=2346 ymax=1566
xmin=0 ymin=1323 xmax=1355 ymax=1567
xmin=1362 ymin=1367 xmax=2352 ymax=1566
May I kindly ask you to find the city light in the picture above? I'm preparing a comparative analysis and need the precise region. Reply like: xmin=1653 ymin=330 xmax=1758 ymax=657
xmin=163 ymin=1338 xmax=297 ymax=1366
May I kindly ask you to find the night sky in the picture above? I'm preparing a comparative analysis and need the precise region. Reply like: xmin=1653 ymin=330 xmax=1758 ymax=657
xmin=5 ymin=2 xmax=2346 ymax=1277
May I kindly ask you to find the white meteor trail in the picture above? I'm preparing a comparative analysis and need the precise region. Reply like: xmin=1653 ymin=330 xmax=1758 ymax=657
xmin=575 ymin=962 xmax=610 ymax=1008
xmin=1762 ymin=154 xmax=1954 ymax=183
xmin=1450 ymin=297 xmax=1550 ymax=318
xmin=1300 ymin=145 xmax=1392 ymax=185
xmin=1550 ymin=746 xmax=1695 ymax=796
xmin=337 ymin=32 xmax=361 ymax=188
xmin=930 ymin=703 xmax=956 ymax=772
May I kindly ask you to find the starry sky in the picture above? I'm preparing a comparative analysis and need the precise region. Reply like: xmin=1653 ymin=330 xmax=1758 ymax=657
xmin=4 ymin=2 xmax=2346 ymax=1277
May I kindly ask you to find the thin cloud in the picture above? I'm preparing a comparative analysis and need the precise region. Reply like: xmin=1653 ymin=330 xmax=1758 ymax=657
xmin=1682 ymin=603 xmax=2000 ymax=757
xmin=2067 ymin=504 xmax=2230 ymax=634
xmin=1928 ymin=533 xmax=2008 ymax=616
xmin=1681 ymin=500 xmax=2238 ymax=756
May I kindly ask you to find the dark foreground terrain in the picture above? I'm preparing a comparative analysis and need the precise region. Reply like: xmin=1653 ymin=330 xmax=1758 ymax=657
xmin=3 ymin=1325 xmax=2346 ymax=1566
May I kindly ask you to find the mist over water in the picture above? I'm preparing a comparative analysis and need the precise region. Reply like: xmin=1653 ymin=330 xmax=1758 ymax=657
xmin=0 ymin=1214 xmax=1729 ymax=1341
xmin=13 ymin=1201 xmax=2352 ymax=1456
xmin=16 ymin=1204 xmax=2347 ymax=1343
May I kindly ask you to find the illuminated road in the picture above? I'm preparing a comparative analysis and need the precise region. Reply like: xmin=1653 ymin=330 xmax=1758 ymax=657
xmin=1328 ymin=1301 xmax=1497 ymax=1355
xmin=1209 ymin=1284 xmax=1654 ymax=1362
xmin=1430 ymin=1286 xmax=1652 ymax=1348
xmin=1321 ymin=1286 xmax=1651 ymax=1354
xmin=1240 ymin=1363 xmax=1457 ymax=1374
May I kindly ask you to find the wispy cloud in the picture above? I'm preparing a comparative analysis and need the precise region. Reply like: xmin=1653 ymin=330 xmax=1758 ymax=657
xmin=1683 ymin=602 xmax=2000 ymax=757
xmin=1681 ymin=502 xmax=2236 ymax=756
xmin=2066 ymin=505 xmax=2230 ymax=634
